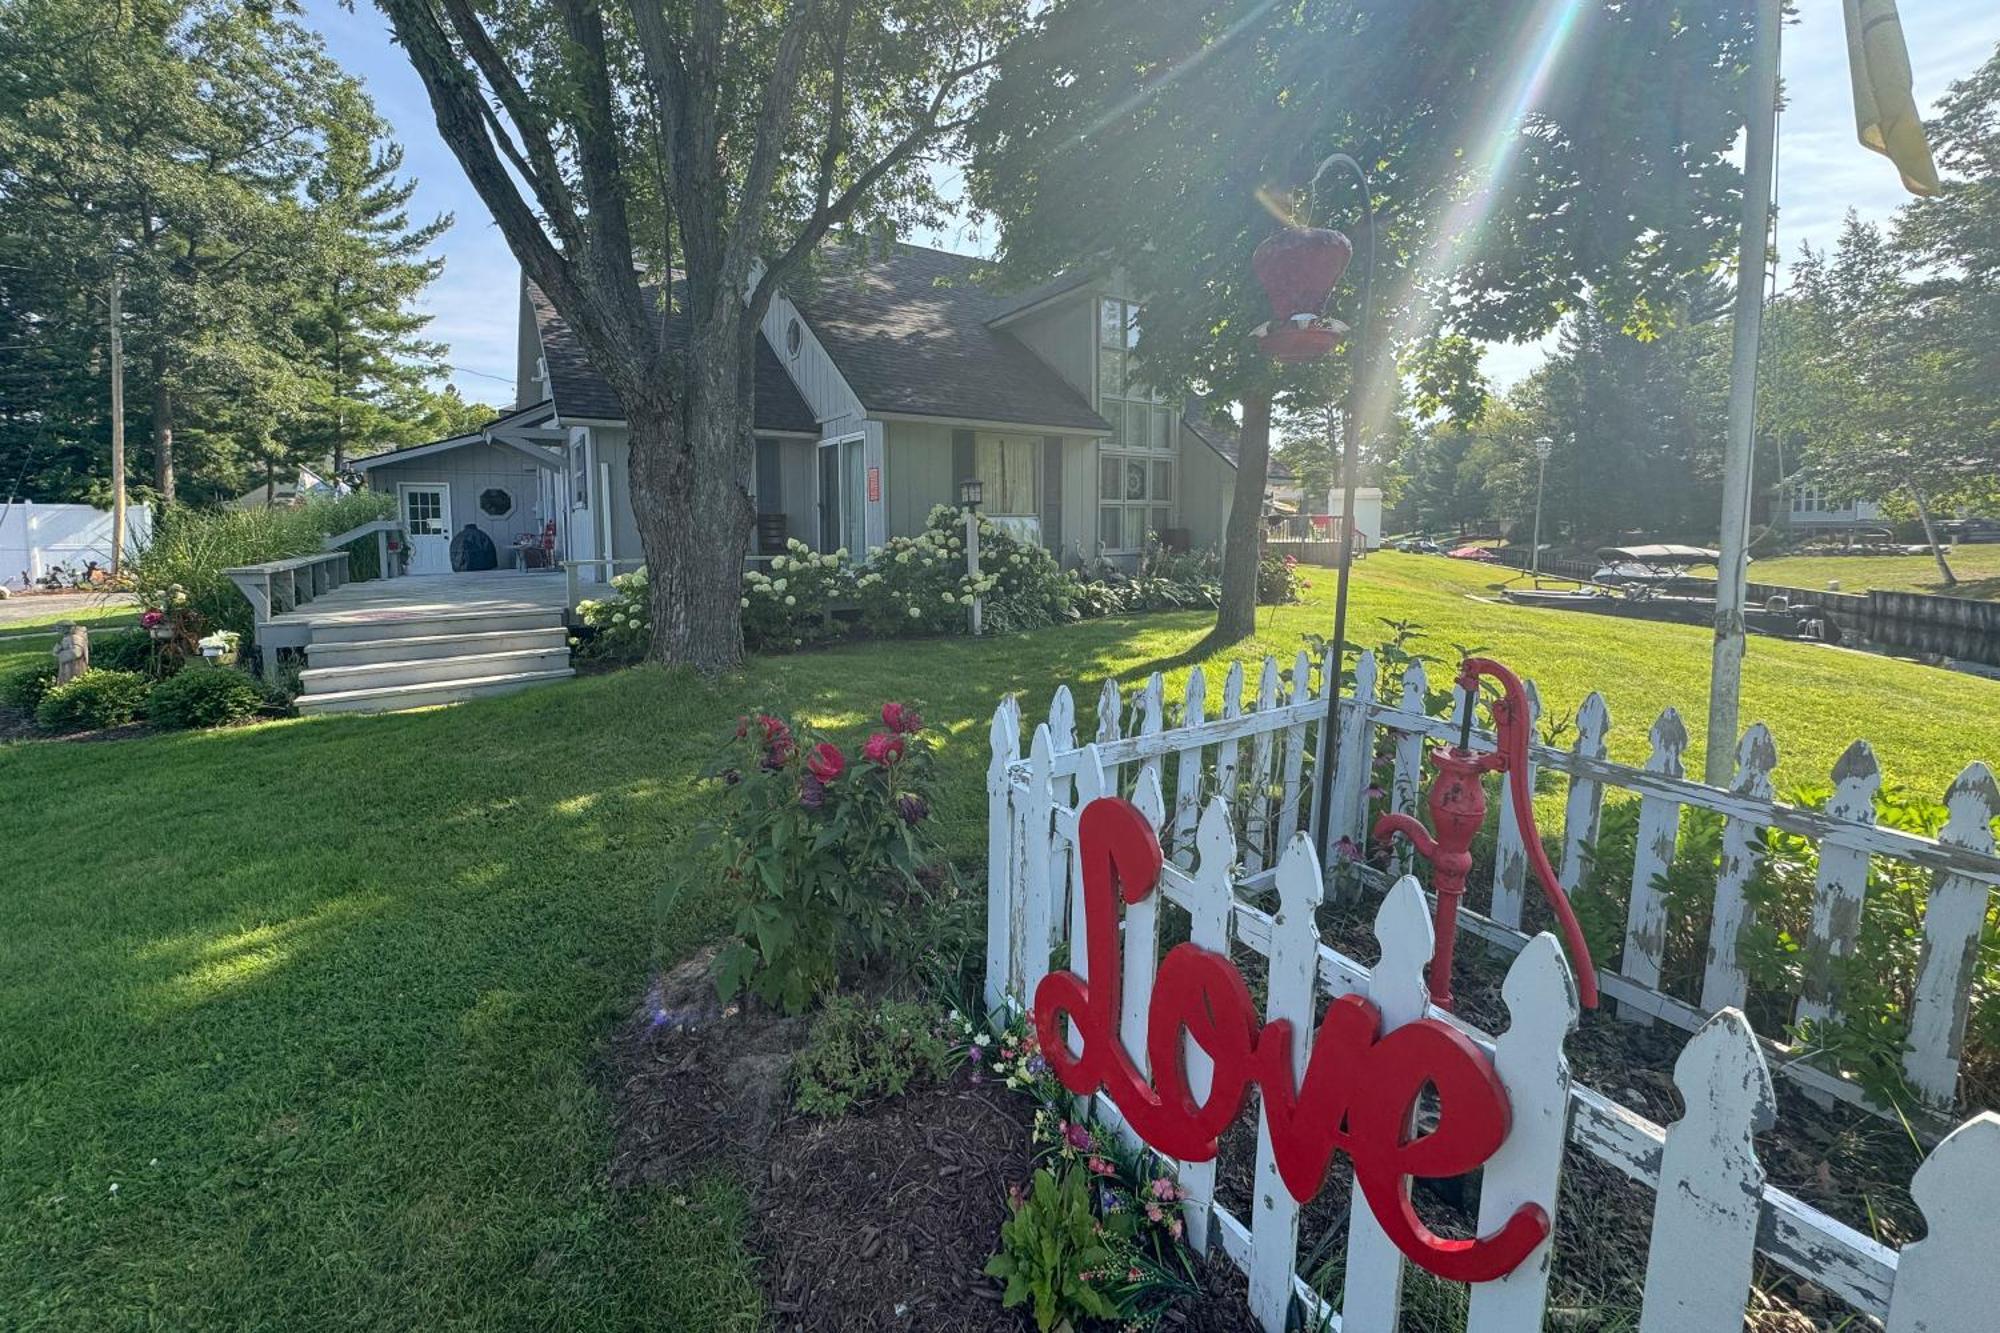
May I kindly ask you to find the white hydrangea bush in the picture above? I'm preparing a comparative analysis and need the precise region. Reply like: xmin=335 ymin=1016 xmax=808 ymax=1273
xmin=742 ymin=539 xmax=856 ymax=650
xmin=572 ymin=566 xmax=652 ymax=661
xmin=854 ymin=505 xmax=1075 ymax=637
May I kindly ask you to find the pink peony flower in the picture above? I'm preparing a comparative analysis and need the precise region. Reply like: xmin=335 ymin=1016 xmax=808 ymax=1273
xmin=862 ymin=731 xmax=906 ymax=766
xmin=881 ymin=701 xmax=923 ymax=734
xmin=806 ymin=742 xmax=844 ymax=782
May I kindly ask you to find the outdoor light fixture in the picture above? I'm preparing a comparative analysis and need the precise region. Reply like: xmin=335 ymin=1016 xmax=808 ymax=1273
xmin=958 ymin=477 xmax=983 ymax=510
xmin=1253 ymin=152 xmax=1374 ymax=862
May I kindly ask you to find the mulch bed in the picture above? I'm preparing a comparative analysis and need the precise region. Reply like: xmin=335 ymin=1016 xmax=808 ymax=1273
xmin=606 ymin=949 xmax=1262 ymax=1332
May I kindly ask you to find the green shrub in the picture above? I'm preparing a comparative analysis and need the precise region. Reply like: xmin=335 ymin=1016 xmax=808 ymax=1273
xmin=1258 ymin=547 xmax=1306 ymax=604
xmin=701 ymin=702 xmax=939 ymax=1013
xmin=742 ymin=540 xmax=854 ymax=650
xmin=0 ymin=662 xmax=57 ymax=712
xmin=855 ymin=506 xmax=1074 ymax=637
xmin=572 ymin=567 xmax=650 ymax=662
xmin=34 ymin=669 xmax=151 ymax=732
xmin=791 ymin=995 xmax=956 ymax=1117
xmin=130 ymin=493 xmax=399 ymax=640
xmin=986 ymin=1165 xmax=1137 ymax=1331
xmin=89 ymin=628 xmax=167 ymax=677
xmin=146 ymin=665 xmax=265 ymax=730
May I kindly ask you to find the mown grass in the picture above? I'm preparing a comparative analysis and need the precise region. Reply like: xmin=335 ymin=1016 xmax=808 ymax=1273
xmin=1751 ymin=542 xmax=2000 ymax=601
xmin=1 ymin=554 xmax=1995 ymax=1328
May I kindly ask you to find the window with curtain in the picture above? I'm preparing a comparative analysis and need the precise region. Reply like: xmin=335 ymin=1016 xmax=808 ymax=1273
xmin=977 ymin=433 xmax=1039 ymax=516
xmin=1096 ymin=297 xmax=1176 ymax=553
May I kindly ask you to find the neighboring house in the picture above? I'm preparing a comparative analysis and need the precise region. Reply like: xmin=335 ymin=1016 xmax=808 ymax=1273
xmin=359 ymin=243 xmax=1277 ymax=580
xmin=228 ymin=465 xmax=342 ymax=512
xmin=1773 ymin=481 xmax=1884 ymax=533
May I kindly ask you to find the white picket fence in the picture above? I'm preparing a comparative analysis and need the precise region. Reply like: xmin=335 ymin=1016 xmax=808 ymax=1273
xmin=982 ymin=656 xmax=2000 ymax=1332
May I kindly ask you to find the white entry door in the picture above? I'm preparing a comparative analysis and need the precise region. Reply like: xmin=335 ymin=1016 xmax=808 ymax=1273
xmin=399 ymin=483 xmax=452 ymax=575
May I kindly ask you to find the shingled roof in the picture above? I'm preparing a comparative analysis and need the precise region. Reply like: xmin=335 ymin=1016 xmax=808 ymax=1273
xmin=528 ymin=282 xmax=818 ymax=435
xmin=786 ymin=244 xmax=1108 ymax=431
xmin=1181 ymin=405 xmax=1297 ymax=481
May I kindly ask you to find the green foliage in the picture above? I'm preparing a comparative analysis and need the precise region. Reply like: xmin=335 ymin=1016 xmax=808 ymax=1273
xmin=701 ymin=706 xmax=939 ymax=1014
xmin=34 ymin=668 xmax=150 ymax=732
xmin=1258 ymin=549 xmax=1306 ymax=605
xmin=0 ymin=662 xmax=58 ymax=712
xmin=88 ymin=628 xmax=167 ymax=677
xmin=984 ymin=1164 xmax=1135 ymax=1332
xmin=0 ymin=0 xmax=456 ymax=505
xmin=1573 ymin=782 xmax=1997 ymax=1109
xmin=742 ymin=541 xmax=852 ymax=651
xmin=130 ymin=494 xmax=398 ymax=641
xmin=855 ymin=506 xmax=1075 ymax=638
xmin=790 ymin=995 xmax=956 ymax=1118
xmin=145 ymin=665 xmax=265 ymax=730
xmin=572 ymin=567 xmax=651 ymax=663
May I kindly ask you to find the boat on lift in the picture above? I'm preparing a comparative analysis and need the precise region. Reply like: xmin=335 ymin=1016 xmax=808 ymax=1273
xmin=1501 ymin=545 xmax=1838 ymax=641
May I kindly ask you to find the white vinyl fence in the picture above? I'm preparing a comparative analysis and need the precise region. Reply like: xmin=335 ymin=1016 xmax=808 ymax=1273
xmin=1 ymin=501 xmax=149 ymax=589
xmin=982 ymin=655 xmax=2000 ymax=1332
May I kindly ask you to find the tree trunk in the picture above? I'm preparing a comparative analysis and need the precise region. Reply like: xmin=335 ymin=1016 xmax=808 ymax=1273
xmin=624 ymin=320 xmax=754 ymax=676
xmin=151 ymin=347 xmax=174 ymax=504
xmin=1908 ymin=484 xmax=1957 ymax=586
xmin=1211 ymin=389 xmax=1273 ymax=646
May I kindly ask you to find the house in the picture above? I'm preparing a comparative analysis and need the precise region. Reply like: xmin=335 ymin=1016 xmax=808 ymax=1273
xmin=1772 ymin=481 xmax=1884 ymax=533
xmin=357 ymin=243 xmax=1275 ymax=579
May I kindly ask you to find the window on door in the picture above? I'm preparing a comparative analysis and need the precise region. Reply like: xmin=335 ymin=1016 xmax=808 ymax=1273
xmin=404 ymin=487 xmax=446 ymax=535
xmin=975 ymin=434 xmax=1039 ymax=516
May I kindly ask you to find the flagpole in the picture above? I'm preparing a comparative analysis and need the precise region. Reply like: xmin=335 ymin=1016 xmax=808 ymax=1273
xmin=1703 ymin=0 xmax=1783 ymax=785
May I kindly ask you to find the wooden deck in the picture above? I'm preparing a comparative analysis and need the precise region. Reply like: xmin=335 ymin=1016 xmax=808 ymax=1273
xmin=267 ymin=570 xmax=570 ymax=629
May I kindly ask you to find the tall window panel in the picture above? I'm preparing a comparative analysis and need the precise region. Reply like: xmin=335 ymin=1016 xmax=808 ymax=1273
xmin=1097 ymin=297 xmax=1176 ymax=554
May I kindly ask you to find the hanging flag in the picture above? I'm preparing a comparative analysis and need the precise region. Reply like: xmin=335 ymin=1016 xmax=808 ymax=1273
xmin=1842 ymin=0 xmax=1940 ymax=196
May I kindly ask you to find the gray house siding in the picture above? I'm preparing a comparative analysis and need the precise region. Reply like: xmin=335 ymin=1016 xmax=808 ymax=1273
xmin=366 ymin=440 xmax=558 ymax=561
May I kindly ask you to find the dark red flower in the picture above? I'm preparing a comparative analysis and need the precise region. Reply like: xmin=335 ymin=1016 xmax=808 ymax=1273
xmin=863 ymin=731 xmax=906 ymax=766
xmin=897 ymin=793 xmax=929 ymax=825
xmin=881 ymin=701 xmax=923 ymax=734
xmin=800 ymin=774 xmax=826 ymax=810
xmin=806 ymin=742 xmax=845 ymax=782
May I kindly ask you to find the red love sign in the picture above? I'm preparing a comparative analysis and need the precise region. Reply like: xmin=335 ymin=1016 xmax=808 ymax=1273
xmin=1032 ymin=797 xmax=1549 ymax=1284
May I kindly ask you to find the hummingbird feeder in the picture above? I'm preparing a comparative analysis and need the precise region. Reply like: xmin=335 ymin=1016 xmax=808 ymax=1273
xmin=1251 ymin=226 xmax=1354 ymax=363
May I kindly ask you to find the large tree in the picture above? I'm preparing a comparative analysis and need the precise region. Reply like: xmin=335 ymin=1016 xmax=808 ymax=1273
xmin=374 ymin=0 xmax=1019 ymax=672
xmin=967 ymin=0 xmax=1766 ymax=643
xmin=0 ymin=0 xmax=452 ymax=506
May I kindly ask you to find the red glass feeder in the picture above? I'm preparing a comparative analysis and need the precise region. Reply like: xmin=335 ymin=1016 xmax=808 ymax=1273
xmin=1252 ymin=226 xmax=1353 ymax=363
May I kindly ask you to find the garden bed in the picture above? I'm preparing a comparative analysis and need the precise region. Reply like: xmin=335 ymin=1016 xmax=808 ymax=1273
xmin=607 ymin=952 xmax=1260 ymax=1332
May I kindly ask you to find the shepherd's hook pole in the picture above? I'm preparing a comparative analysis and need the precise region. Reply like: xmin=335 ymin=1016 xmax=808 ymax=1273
xmin=1306 ymin=152 xmax=1373 ymax=865
xmin=1705 ymin=0 xmax=1781 ymax=785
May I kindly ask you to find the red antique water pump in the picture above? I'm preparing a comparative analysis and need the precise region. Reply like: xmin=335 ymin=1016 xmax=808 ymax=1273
xmin=1371 ymin=657 xmax=1600 ymax=1012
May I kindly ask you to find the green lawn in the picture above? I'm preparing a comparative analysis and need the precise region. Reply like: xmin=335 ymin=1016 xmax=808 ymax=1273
xmin=2 ymin=555 xmax=1996 ymax=1328
xmin=0 ymin=605 xmax=141 ymax=675
xmin=1752 ymin=542 xmax=2000 ymax=601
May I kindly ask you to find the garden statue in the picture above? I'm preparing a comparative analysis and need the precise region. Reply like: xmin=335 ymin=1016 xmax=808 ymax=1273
xmin=54 ymin=623 xmax=89 ymax=683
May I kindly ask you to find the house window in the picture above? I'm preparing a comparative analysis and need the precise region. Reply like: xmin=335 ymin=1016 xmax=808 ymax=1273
xmin=478 ymin=487 xmax=514 ymax=519
xmin=786 ymin=317 xmax=803 ymax=359
xmin=1097 ymin=297 xmax=1175 ymax=553
xmin=976 ymin=434 xmax=1039 ymax=516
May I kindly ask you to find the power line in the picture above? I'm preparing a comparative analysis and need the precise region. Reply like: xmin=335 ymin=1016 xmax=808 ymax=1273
xmin=448 ymin=364 xmax=514 ymax=385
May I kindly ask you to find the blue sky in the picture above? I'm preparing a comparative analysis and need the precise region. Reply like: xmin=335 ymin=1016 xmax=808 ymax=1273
xmin=299 ymin=1 xmax=1999 ymax=404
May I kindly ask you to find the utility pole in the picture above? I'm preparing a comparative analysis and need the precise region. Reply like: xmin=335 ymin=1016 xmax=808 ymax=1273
xmin=109 ymin=263 xmax=127 ymax=580
xmin=1704 ymin=0 xmax=1782 ymax=786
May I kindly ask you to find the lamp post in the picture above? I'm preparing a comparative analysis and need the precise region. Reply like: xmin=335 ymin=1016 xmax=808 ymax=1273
xmin=1530 ymin=435 xmax=1554 ymax=582
xmin=958 ymin=477 xmax=984 ymax=637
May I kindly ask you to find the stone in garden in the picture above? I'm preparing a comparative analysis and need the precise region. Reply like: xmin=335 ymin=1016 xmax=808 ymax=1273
xmin=54 ymin=623 xmax=89 ymax=683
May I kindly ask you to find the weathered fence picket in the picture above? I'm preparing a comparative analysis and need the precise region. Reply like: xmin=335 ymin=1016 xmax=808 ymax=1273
xmin=1699 ymin=724 xmax=1779 ymax=1014
xmin=1796 ymin=740 xmax=1883 ymax=1032
xmin=1638 ymin=1009 xmax=1776 ymax=1332
xmin=1168 ymin=668 xmax=1207 ymax=869
xmin=1557 ymin=692 xmax=1610 ymax=894
xmin=1272 ymin=649 xmax=1314 ymax=850
xmin=1488 ymin=677 xmax=1543 ymax=928
xmin=1388 ymin=661 xmax=1429 ymax=881
xmin=1618 ymin=707 xmax=1687 ymax=1025
xmin=986 ymin=665 xmax=2000 ymax=1332
xmin=1903 ymin=763 xmax=2000 ymax=1105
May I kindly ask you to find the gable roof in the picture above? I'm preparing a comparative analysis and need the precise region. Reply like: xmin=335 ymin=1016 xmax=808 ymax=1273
xmin=1181 ymin=406 xmax=1297 ymax=482
xmin=787 ymin=244 xmax=1108 ymax=432
xmin=529 ymin=282 xmax=819 ymax=435
xmin=351 ymin=402 xmax=565 ymax=472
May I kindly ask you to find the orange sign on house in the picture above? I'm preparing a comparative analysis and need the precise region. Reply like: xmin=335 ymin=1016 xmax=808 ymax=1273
xmin=867 ymin=467 xmax=880 ymax=502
